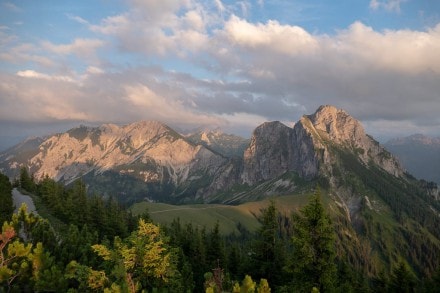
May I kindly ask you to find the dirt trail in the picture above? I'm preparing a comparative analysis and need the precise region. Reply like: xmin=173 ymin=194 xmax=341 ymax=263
xmin=12 ymin=188 xmax=38 ymax=214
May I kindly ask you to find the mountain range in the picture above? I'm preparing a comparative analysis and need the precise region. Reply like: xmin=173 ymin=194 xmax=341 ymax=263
xmin=385 ymin=134 xmax=440 ymax=185
xmin=0 ymin=105 xmax=409 ymax=204
xmin=2 ymin=104 xmax=440 ymax=277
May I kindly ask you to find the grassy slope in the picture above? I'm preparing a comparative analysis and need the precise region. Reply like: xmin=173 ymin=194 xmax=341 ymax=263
xmin=130 ymin=193 xmax=314 ymax=234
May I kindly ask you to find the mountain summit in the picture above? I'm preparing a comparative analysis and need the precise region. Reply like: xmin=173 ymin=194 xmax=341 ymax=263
xmin=241 ymin=105 xmax=404 ymax=189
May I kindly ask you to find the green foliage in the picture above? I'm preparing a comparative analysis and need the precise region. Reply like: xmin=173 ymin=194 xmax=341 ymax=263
xmin=0 ymin=173 xmax=13 ymax=224
xmin=0 ymin=206 xmax=66 ymax=292
xmin=36 ymin=177 xmax=131 ymax=239
xmin=334 ymin=148 xmax=440 ymax=276
xmin=389 ymin=260 xmax=417 ymax=293
xmin=257 ymin=278 xmax=271 ymax=293
xmin=289 ymin=189 xmax=337 ymax=292
xmin=75 ymin=219 xmax=177 ymax=292
xmin=19 ymin=166 xmax=36 ymax=193
xmin=229 ymin=275 xmax=271 ymax=293
xmin=241 ymin=275 xmax=256 ymax=292
xmin=249 ymin=200 xmax=288 ymax=288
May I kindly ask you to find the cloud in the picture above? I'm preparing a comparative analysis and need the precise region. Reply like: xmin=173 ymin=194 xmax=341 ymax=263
xmin=42 ymin=38 xmax=104 ymax=58
xmin=16 ymin=70 xmax=75 ymax=82
xmin=66 ymin=14 xmax=89 ymax=25
xmin=2 ymin=2 xmax=21 ymax=12
xmin=223 ymin=16 xmax=318 ymax=55
xmin=215 ymin=0 xmax=226 ymax=13
xmin=0 ymin=41 xmax=55 ymax=67
xmin=1 ymin=1 xmax=440 ymax=140
xmin=123 ymin=83 xmax=224 ymax=126
xmin=89 ymin=2 xmax=209 ymax=56
xmin=0 ymin=73 xmax=88 ymax=122
xmin=369 ymin=0 xmax=407 ymax=13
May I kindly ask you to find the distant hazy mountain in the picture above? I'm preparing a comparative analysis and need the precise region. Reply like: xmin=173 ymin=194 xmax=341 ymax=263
xmin=185 ymin=129 xmax=249 ymax=158
xmin=385 ymin=134 xmax=440 ymax=184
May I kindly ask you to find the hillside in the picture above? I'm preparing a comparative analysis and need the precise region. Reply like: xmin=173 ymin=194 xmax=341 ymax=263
xmin=130 ymin=193 xmax=314 ymax=235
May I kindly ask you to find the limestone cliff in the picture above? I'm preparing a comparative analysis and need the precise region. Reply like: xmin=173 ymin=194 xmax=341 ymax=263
xmin=241 ymin=121 xmax=295 ymax=184
xmin=240 ymin=105 xmax=404 ymax=187
xmin=305 ymin=105 xmax=403 ymax=177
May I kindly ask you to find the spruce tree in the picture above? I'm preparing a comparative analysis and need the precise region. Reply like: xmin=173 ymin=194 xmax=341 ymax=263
xmin=0 ymin=173 xmax=14 ymax=224
xmin=290 ymin=189 xmax=336 ymax=292
xmin=251 ymin=200 xmax=286 ymax=287
xmin=389 ymin=260 xmax=416 ymax=293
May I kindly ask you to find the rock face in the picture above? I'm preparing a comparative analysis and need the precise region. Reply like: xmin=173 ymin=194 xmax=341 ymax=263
xmin=0 ymin=121 xmax=230 ymax=203
xmin=186 ymin=129 xmax=249 ymax=158
xmin=241 ymin=105 xmax=404 ymax=186
xmin=27 ymin=121 xmax=226 ymax=184
xmin=242 ymin=122 xmax=295 ymax=184
xmin=304 ymin=105 xmax=404 ymax=177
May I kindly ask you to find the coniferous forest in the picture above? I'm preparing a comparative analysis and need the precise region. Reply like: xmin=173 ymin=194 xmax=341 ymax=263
xmin=1 ymin=169 xmax=440 ymax=292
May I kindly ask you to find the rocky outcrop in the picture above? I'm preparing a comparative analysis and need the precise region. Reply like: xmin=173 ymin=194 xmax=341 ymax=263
xmin=3 ymin=121 xmax=228 ymax=195
xmin=186 ymin=129 xmax=249 ymax=158
xmin=306 ymin=105 xmax=403 ymax=176
xmin=241 ymin=121 xmax=295 ymax=184
xmin=240 ymin=105 xmax=404 ymax=186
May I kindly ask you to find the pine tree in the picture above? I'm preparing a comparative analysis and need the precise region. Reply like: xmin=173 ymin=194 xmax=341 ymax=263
xmin=89 ymin=219 xmax=177 ymax=292
xmin=290 ymin=189 xmax=337 ymax=292
xmin=389 ymin=260 xmax=416 ymax=293
xmin=19 ymin=166 xmax=36 ymax=192
xmin=0 ymin=173 xmax=14 ymax=224
xmin=251 ymin=200 xmax=286 ymax=287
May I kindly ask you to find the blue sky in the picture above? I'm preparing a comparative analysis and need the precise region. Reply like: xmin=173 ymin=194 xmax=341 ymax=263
xmin=1 ymin=0 xmax=440 ymax=150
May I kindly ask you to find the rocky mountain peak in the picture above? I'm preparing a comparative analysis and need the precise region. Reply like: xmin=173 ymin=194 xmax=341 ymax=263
xmin=242 ymin=121 xmax=295 ymax=184
xmin=307 ymin=105 xmax=366 ymax=146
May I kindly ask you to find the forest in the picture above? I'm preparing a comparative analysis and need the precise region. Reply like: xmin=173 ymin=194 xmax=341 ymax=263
xmin=1 ymin=168 xmax=440 ymax=292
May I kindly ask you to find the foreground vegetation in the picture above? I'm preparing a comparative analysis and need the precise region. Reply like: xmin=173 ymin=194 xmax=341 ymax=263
xmin=1 ymin=169 xmax=440 ymax=292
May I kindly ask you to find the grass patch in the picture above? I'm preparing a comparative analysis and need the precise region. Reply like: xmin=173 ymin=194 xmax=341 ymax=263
xmin=130 ymin=193 xmax=316 ymax=235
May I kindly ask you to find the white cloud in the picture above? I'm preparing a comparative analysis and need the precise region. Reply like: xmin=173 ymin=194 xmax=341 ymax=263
xmin=0 ymin=42 xmax=55 ymax=67
xmin=16 ymin=70 xmax=75 ymax=82
xmin=86 ymin=66 xmax=104 ymax=75
xmin=223 ymin=16 xmax=318 ymax=55
xmin=0 ymin=73 xmax=88 ymax=122
xmin=42 ymin=38 xmax=104 ymax=58
xmin=369 ymin=0 xmax=407 ymax=13
xmin=215 ymin=0 xmax=226 ymax=13
xmin=90 ymin=14 xmax=130 ymax=35
xmin=89 ymin=1 xmax=211 ymax=56
xmin=66 ymin=14 xmax=89 ymax=25
xmin=333 ymin=22 xmax=440 ymax=74
xmin=121 ymin=81 xmax=226 ymax=127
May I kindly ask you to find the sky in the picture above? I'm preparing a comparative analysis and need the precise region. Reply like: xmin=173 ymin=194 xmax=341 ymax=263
xmin=1 ymin=0 xmax=440 ymax=150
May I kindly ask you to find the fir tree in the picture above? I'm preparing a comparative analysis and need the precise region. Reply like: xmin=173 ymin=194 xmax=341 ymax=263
xmin=290 ymin=189 xmax=337 ymax=292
